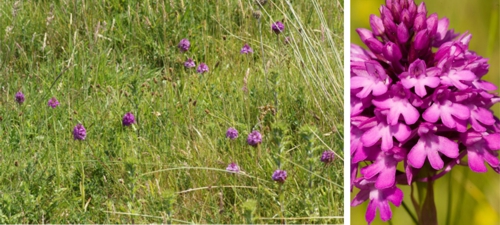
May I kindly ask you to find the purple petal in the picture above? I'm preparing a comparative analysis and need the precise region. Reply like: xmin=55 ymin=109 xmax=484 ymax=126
xmin=467 ymin=147 xmax=487 ymax=172
xmin=435 ymin=17 xmax=449 ymax=40
xmin=473 ymin=80 xmax=498 ymax=91
xmin=485 ymin=133 xmax=500 ymax=150
xmin=450 ymin=103 xmax=471 ymax=120
xmin=362 ymin=125 xmax=383 ymax=147
xmin=438 ymin=136 xmax=459 ymax=158
xmin=351 ymin=189 xmax=370 ymax=207
xmin=423 ymin=104 xmax=440 ymax=123
xmin=427 ymin=145 xmax=444 ymax=169
xmin=365 ymin=199 xmax=377 ymax=224
xmin=370 ymin=15 xmax=385 ymax=36
xmin=397 ymin=23 xmax=409 ymax=43
xmin=361 ymin=162 xmax=384 ymax=179
xmin=385 ymin=187 xmax=404 ymax=206
xmin=376 ymin=166 xmax=396 ymax=189
xmin=408 ymin=139 xmax=427 ymax=168
xmin=391 ymin=123 xmax=411 ymax=142
xmin=378 ymin=201 xmax=393 ymax=221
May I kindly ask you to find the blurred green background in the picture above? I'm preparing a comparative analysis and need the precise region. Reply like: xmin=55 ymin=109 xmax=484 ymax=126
xmin=351 ymin=0 xmax=500 ymax=224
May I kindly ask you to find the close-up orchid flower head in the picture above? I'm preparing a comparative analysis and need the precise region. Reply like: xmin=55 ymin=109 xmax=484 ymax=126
xmin=351 ymin=0 xmax=500 ymax=224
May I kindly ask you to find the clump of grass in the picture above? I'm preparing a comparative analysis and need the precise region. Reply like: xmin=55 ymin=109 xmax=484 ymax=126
xmin=0 ymin=0 xmax=343 ymax=223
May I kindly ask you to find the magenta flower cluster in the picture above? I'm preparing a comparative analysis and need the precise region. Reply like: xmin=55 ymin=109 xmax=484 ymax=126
xmin=246 ymin=130 xmax=262 ymax=146
xmin=178 ymin=38 xmax=190 ymax=52
xmin=272 ymin=169 xmax=287 ymax=183
xmin=321 ymin=150 xmax=336 ymax=164
xmin=226 ymin=162 xmax=240 ymax=173
xmin=196 ymin=63 xmax=209 ymax=74
xmin=48 ymin=97 xmax=60 ymax=108
xmin=15 ymin=92 xmax=25 ymax=104
xmin=184 ymin=58 xmax=196 ymax=68
xmin=73 ymin=123 xmax=87 ymax=140
xmin=240 ymin=43 xmax=253 ymax=54
xmin=226 ymin=127 xmax=239 ymax=140
xmin=351 ymin=0 xmax=500 ymax=223
xmin=271 ymin=21 xmax=284 ymax=34
xmin=122 ymin=112 xmax=136 ymax=126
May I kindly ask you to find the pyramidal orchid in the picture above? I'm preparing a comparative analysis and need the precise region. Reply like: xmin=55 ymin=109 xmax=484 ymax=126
xmin=351 ymin=1 xmax=500 ymax=224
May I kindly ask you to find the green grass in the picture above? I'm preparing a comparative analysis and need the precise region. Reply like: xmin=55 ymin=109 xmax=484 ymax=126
xmin=0 ymin=0 xmax=343 ymax=223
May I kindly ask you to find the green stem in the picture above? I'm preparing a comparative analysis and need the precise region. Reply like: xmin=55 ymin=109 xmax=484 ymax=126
xmin=401 ymin=201 xmax=418 ymax=224
xmin=80 ymin=142 xmax=86 ymax=211
xmin=418 ymin=180 xmax=437 ymax=225
xmin=258 ymin=17 xmax=268 ymax=90
xmin=445 ymin=170 xmax=452 ymax=225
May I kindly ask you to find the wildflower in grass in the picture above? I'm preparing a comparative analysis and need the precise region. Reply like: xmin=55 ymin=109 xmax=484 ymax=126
xmin=351 ymin=0 xmax=500 ymax=223
xmin=271 ymin=21 xmax=284 ymax=34
xmin=226 ymin=162 xmax=240 ymax=173
xmin=240 ymin=44 xmax=253 ymax=54
xmin=47 ymin=97 xmax=60 ymax=108
xmin=73 ymin=123 xmax=86 ymax=140
xmin=197 ymin=63 xmax=209 ymax=74
xmin=184 ymin=58 xmax=196 ymax=68
xmin=320 ymin=150 xmax=336 ymax=164
xmin=272 ymin=169 xmax=287 ymax=183
xmin=15 ymin=92 xmax=25 ymax=104
xmin=226 ymin=127 xmax=238 ymax=139
xmin=178 ymin=38 xmax=190 ymax=52
xmin=122 ymin=112 xmax=136 ymax=126
xmin=246 ymin=130 xmax=262 ymax=146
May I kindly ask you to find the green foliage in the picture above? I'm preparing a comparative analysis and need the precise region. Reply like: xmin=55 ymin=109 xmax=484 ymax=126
xmin=0 ymin=0 xmax=343 ymax=223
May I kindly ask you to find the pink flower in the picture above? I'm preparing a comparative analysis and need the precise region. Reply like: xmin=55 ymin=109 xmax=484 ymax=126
xmin=351 ymin=177 xmax=403 ymax=224
xmin=360 ymin=146 xmax=406 ymax=189
xmin=407 ymin=123 xmax=459 ymax=170
xmin=360 ymin=112 xmax=411 ymax=151
xmin=400 ymin=59 xmax=441 ymax=97
xmin=461 ymin=131 xmax=500 ymax=172
xmin=422 ymin=88 xmax=470 ymax=132
xmin=351 ymin=61 xmax=391 ymax=98
xmin=372 ymin=83 xmax=420 ymax=125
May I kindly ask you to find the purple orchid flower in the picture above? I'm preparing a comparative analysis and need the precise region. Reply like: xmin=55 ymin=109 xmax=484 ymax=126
xmin=360 ymin=111 xmax=411 ymax=151
xmin=461 ymin=131 xmax=500 ymax=172
xmin=351 ymin=0 xmax=500 ymax=223
xmin=422 ymin=88 xmax=470 ymax=132
xmin=361 ymin=146 xmax=406 ymax=189
xmin=351 ymin=61 xmax=391 ymax=98
xmin=400 ymin=59 xmax=441 ymax=97
xmin=351 ymin=177 xmax=403 ymax=224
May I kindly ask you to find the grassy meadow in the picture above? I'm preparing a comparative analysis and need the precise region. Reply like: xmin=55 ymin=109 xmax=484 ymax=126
xmin=351 ymin=0 xmax=500 ymax=225
xmin=0 ymin=0 xmax=344 ymax=223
